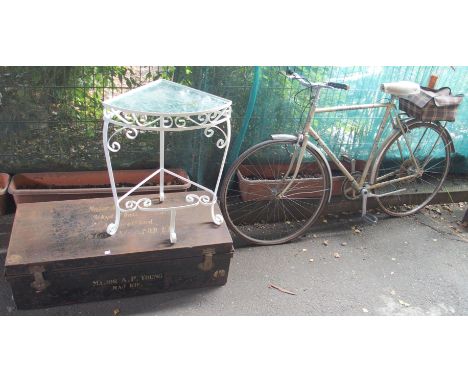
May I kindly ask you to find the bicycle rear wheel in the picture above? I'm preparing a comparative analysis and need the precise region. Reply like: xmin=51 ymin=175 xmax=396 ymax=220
xmin=371 ymin=121 xmax=452 ymax=216
xmin=220 ymin=139 xmax=331 ymax=245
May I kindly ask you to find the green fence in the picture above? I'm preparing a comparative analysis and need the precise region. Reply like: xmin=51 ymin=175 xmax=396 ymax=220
xmin=0 ymin=67 xmax=253 ymax=187
xmin=238 ymin=66 xmax=468 ymax=174
xmin=0 ymin=66 xmax=466 ymax=189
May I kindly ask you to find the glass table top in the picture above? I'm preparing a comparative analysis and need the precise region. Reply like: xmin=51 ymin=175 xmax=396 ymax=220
xmin=103 ymin=79 xmax=231 ymax=115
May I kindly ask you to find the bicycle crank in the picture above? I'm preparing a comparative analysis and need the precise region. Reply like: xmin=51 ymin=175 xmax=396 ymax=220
xmin=342 ymin=171 xmax=362 ymax=200
xmin=360 ymin=186 xmax=407 ymax=224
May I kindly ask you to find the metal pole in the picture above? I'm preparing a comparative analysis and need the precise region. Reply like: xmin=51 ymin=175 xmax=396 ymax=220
xmin=159 ymin=118 xmax=165 ymax=202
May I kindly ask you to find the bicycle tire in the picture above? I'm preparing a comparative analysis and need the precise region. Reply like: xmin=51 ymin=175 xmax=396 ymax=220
xmin=220 ymin=139 xmax=331 ymax=245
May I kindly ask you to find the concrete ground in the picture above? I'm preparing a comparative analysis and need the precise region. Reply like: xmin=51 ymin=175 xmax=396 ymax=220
xmin=0 ymin=203 xmax=467 ymax=316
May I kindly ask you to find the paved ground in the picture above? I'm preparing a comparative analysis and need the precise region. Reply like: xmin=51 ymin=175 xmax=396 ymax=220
xmin=0 ymin=203 xmax=467 ymax=316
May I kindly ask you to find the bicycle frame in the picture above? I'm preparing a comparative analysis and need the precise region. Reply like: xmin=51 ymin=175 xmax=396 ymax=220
xmin=279 ymin=87 xmax=420 ymax=197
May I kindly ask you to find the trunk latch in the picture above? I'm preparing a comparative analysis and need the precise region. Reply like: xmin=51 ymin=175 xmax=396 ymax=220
xmin=199 ymin=248 xmax=215 ymax=271
xmin=29 ymin=265 xmax=50 ymax=292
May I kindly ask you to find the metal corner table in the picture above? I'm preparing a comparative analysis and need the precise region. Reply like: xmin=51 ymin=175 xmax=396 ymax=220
xmin=102 ymin=79 xmax=232 ymax=243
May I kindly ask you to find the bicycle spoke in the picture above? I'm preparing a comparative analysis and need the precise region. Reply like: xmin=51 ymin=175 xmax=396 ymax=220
xmin=374 ymin=123 xmax=450 ymax=216
xmin=421 ymin=134 xmax=441 ymax=168
xmin=412 ymin=127 xmax=429 ymax=156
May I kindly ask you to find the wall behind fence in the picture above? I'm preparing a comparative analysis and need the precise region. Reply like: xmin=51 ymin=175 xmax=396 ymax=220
xmin=0 ymin=66 xmax=466 ymax=190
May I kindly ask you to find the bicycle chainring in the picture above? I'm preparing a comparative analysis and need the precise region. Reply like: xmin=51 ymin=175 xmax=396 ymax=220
xmin=342 ymin=172 xmax=362 ymax=200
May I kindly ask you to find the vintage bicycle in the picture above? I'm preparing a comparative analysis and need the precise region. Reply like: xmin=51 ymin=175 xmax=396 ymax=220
xmin=220 ymin=69 xmax=455 ymax=245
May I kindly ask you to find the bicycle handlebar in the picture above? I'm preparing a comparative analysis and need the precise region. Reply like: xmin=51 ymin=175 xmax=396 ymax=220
xmin=285 ymin=69 xmax=312 ymax=87
xmin=284 ymin=69 xmax=349 ymax=91
xmin=326 ymin=82 xmax=350 ymax=91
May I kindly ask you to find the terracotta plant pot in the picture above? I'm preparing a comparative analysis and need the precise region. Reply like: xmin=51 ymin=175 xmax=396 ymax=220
xmin=8 ymin=168 xmax=190 ymax=205
xmin=236 ymin=158 xmax=368 ymax=202
xmin=237 ymin=163 xmax=347 ymax=202
xmin=0 ymin=173 xmax=11 ymax=215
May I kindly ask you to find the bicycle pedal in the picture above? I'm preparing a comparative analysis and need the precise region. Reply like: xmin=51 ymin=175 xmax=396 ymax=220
xmin=361 ymin=213 xmax=378 ymax=225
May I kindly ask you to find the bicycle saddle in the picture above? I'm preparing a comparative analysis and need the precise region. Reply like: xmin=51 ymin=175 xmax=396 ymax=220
xmin=380 ymin=81 xmax=420 ymax=96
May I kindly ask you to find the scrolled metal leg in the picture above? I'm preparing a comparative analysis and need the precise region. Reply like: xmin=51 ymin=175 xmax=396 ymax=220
xmin=107 ymin=219 xmax=120 ymax=236
xmin=169 ymin=209 xmax=177 ymax=244
xmin=103 ymin=119 xmax=121 ymax=236
xmin=210 ymin=118 xmax=230 ymax=226
xmin=211 ymin=201 xmax=224 ymax=225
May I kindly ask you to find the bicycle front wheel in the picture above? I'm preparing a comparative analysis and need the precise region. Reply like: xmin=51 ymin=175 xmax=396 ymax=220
xmin=371 ymin=121 xmax=452 ymax=216
xmin=220 ymin=139 xmax=331 ymax=245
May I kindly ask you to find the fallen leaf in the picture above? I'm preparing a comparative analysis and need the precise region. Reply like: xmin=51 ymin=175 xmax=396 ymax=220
xmin=313 ymin=234 xmax=318 ymax=238
xmin=302 ymin=248 xmax=307 ymax=252
xmin=341 ymin=242 xmax=347 ymax=246
xmin=333 ymin=252 xmax=341 ymax=258
xmin=433 ymin=238 xmax=438 ymax=242
xmin=113 ymin=308 xmax=120 ymax=316
xmin=442 ymin=205 xmax=453 ymax=212
xmin=398 ymin=299 xmax=410 ymax=307
xmin=391 ymin=257 xmax=396 ymax=261
xmin=323 ymin=240 xmax=329 ymax=246
xmin=309 ymin=258 xmax=314 ymax=262
xmin=449 ymin=226 xmax=462 ymax=233
xmin=390 ymin=290 xmax=396 ymax=295
xmin=362 ymin=308 xmax=369 ymax=313
xmin=322 ymin=218 xmax=328 ymax=223
xmin=427 ymin=206 xmax=442 ymax=214
xmin=269 ymin=284 xmax=296 ymax=295
xmin=352 ymin=225 xmax=362 ymax=234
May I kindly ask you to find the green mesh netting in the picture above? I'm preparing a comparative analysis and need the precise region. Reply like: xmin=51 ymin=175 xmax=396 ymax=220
xmin=235 ymin=66 xmax=468 ymax=176
xmin=0 ymin=66 xmax=466 ymax=191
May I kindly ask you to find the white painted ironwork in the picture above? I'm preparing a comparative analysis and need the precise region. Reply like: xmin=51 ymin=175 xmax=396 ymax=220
xmin=102 ymin=82 xmax=232 ymax=243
